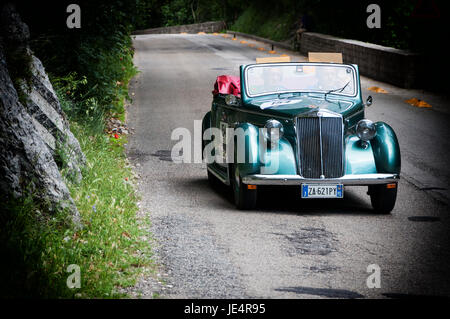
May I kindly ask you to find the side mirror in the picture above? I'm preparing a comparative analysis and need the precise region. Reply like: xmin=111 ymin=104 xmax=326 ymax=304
xmin=365 ymin=95 xmax=373 ymax=107
xmin=225 ymin=94 xmax=240 ymax=106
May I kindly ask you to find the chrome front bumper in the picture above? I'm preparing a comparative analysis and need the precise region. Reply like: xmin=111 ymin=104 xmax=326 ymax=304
xmin=242 ymin=173 xmax=400 ymax=186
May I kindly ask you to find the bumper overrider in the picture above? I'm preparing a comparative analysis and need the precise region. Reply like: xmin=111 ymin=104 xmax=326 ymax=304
xmin=242 ymin=173 xmax=400 ymax=186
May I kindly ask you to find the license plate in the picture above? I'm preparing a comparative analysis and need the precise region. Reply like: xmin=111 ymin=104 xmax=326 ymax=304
xmin=301 ymin=184 xmax=343 ymax=198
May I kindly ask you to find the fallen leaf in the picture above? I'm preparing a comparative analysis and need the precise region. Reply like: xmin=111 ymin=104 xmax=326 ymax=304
xmin=368 ymin=86 xmax=388 ymax=93
xmin=405 ymin=98 xmax=432 ymax=108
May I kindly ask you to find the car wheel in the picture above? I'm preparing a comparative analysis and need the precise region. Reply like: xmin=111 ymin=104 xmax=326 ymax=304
xmin=368 ymin=183 xmax=397 ymax=214
xmin=230 ymin=164 xmax=257 ymax=210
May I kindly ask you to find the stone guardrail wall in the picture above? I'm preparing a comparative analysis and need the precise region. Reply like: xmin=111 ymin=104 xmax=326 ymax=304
xmin=299 ymin=32 xmax=422 ymax=89
xmin=226 ymin=30 xmax=293 ymax=51
xmin=133 ymin=21 xmax=226 ymax=35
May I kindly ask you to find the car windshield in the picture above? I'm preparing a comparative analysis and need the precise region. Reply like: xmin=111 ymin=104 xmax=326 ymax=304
xmin=245 ymin=63 xmax=356 ymax=97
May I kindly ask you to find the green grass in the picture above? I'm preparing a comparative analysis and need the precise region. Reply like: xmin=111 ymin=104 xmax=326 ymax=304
xmin=60 ymin=124 xmax=155 ymax=298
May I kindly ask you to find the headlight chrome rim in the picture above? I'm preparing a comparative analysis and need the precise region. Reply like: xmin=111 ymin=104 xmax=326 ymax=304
xmin=264 ymin=119 xmax=284 ymax=142
xmin=356 ymin=119 xmax=377 ymax=141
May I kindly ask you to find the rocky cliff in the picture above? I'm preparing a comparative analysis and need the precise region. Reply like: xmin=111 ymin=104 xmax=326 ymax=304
xmin=0 ymin=4 xmax=84 ymax=226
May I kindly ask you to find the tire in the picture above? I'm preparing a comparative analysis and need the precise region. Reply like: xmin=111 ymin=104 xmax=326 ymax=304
xmin=230 ymin=164 xmax=257 ymax=210
xmin=368 ymin=183 xmax=398 ymax=214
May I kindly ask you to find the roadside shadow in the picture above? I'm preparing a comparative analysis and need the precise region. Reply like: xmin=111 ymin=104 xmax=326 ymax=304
xmin=180 ymin=177 xmax=376 ymax=216
xmin=182 ymin=176 xmax=235 ymax=203
xmin=256 ymin=185 xmax=374 ymax=216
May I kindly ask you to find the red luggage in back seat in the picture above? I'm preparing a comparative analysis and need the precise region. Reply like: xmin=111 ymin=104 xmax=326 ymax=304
xmin=212 ymin=75 xmax=241 ymax=97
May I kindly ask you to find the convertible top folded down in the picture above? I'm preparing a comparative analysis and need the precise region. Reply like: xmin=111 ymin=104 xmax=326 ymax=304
xmin=212 ymin=75 xmax=241 ymax=97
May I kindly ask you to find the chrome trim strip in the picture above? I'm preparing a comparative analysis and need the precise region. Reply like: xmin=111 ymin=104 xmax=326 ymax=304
xmin=207 ymin=165 xmax=230 ymax=185
xmin=242 ymin=173 xmax=400 ymax=186
xmin=318 ymin=115 xmax=324 ymax=178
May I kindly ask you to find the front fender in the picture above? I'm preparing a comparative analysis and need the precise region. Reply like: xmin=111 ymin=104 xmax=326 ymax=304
xmin=233 ymin=123 xmax=297 ymax=176
xmin=344 ymin=122 xmax=400 ymax=175
xmin=232 ymin=123 xmax=260 ymax=176
xmin=259 ymin=138 xmax=297 ymax=175
xmin=371 ymin=122 xmax=401 ymax=174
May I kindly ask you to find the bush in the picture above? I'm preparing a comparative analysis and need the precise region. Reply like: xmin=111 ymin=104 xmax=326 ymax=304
xmin=231 ymin=4 xmax=297 ymax=41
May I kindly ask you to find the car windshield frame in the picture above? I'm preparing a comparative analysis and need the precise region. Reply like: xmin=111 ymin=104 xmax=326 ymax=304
xmin=243 ymin=62 xmax=358 ymax=98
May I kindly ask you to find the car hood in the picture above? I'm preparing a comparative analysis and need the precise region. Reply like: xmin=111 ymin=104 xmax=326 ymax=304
xmin=248 ymin=96 xmax=356 ymax=118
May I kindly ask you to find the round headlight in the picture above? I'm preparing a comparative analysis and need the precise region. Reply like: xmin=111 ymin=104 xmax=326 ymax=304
xmin=264 ymin=119 xmax=284 ymax=142
xmin=356 ymin=119 xmax=376 ymax=141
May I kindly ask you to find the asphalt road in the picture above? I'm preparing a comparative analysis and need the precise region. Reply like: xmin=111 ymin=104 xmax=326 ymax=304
xmin=126 ymin=33 xmax=450 ymax=298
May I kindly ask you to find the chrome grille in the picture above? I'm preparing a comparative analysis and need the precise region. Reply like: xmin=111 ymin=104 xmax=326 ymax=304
xmin=296 ymin=114 xmax=343 ymax=178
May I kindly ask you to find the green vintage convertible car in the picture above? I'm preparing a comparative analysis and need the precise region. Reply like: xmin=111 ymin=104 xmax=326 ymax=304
xmin=202 ymin=62 xmax=400 ymax=213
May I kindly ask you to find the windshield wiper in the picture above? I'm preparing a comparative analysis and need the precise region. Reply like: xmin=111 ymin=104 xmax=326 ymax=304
xmin=324 ymin=81 xmax=350 ymax=103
